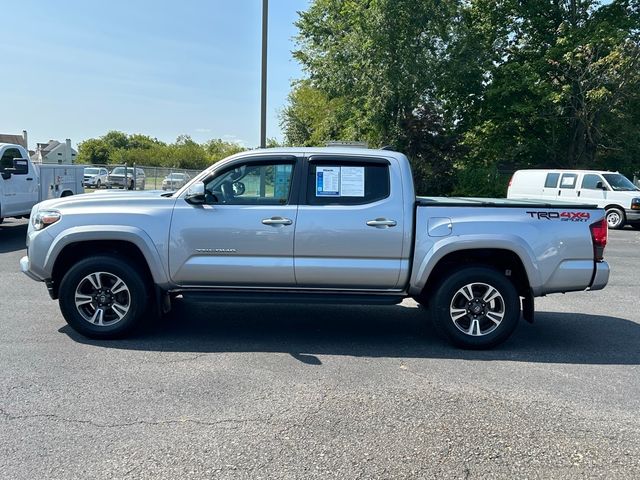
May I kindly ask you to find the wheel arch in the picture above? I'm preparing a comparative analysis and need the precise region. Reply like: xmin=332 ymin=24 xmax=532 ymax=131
xmin=46 ymin=227 xmax=169 ymax=298
xmin=604 ymin=204 xmax=625 ymax=212
xmin=415 ymin=248 xmax=533 ymax=303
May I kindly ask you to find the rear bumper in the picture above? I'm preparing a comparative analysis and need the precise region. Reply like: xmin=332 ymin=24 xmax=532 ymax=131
xmin=589 ymin=261 xmax=610 ymax=291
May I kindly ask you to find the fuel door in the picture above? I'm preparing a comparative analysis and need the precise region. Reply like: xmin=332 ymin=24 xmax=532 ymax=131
xmin=428 ymin=217 xmax=453 ymax=237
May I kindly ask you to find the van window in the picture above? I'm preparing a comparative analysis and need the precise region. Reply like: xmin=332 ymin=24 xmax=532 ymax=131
xmin=544 ymin=173 xmax=560 ymax=188
xmin=559 ymin=173 xmax=577 ymax=189
xmin=581 ymin=174 xmax=604 ymax=190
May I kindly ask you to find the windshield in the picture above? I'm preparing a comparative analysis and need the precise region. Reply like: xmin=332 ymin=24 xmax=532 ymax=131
xmin=602 ymin=173 xmax=639 ymax=191
xmin=111 ymin=167 xmax=134 ymax=175
xmin=84 ymin=168 xmax=99 ymax=174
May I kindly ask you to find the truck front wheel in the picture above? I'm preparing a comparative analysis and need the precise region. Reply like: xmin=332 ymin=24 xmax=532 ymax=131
xmin=429 ymin=267 xmax=520 ymax=349
xmin=58 ymin=255 xmax=149 ymax=339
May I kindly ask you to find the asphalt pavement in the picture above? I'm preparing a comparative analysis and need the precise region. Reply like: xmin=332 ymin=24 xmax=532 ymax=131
xmin=1 ymin=218 xmax=639 ymax=479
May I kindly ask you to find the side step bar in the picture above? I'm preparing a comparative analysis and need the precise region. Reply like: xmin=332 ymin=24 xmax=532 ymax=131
xmin=178 ymin=290 xmax=406 ymax=306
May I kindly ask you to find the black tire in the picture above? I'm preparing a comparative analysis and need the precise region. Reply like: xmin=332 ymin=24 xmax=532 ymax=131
xmin=96 ymin=180 xmax=101 ymax=189
xmin=58 ymin=255 xmax=150 ymax=339
xmin=429 ymin=266 xmax=520 ymax=349
xmin=606 ymin=207 xmax=625 ymax=230
xmin=128 ymin=180 xmax=134 ymax=190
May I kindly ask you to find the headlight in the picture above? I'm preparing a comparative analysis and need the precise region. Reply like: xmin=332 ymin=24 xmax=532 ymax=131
xmin=32 ymin=210 xmax=61 ymax=230
xmin=632 ymin=198 xmax=640 ymax=210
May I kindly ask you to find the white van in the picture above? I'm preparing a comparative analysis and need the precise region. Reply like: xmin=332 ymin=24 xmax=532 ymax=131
xmin=507 ymin=169 xmax=640 ymax=230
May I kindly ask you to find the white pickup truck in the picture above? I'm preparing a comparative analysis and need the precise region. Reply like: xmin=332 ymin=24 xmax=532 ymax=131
xmin=21 ymin=147 xmax=610 ymax=349
xmin=0 ymin=143 xmax=83 ymax=223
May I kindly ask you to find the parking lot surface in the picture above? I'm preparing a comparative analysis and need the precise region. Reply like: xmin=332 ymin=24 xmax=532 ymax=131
xmin=1 ymin=218 xmax=639 ymax=479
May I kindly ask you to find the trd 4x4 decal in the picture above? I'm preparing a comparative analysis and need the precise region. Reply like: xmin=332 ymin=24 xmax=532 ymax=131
xmin=526 ymin=211 xmax=591 ymax=222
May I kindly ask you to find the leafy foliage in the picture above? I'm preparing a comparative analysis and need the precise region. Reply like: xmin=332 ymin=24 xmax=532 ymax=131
xmin=282 ymin=0 xmax=640 ymax=195
xmin=77 ymin=131 xmax=245 ymax=169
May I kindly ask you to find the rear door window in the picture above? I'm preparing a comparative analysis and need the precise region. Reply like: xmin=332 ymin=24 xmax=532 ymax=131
xmin=306 ymin=160 xmax=390 ymax=205
xmin=559 ymin=173 xmax=577 ymax=189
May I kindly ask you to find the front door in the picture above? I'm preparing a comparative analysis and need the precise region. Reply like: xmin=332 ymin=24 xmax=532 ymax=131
xmin=169 ymin=157 xmax=299 ymax=287
xmin=0 ymin=147 xmax=37 ymax=216
xmin=294 ymin=155 xmax=405 ymax=289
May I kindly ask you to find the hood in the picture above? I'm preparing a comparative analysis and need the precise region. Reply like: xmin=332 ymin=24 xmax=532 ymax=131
xmin=37 ymin=190 xmax=172 ymax=212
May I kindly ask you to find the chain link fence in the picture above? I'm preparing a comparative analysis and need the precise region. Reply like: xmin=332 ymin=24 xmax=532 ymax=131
xmin=82 ymin=164 xmax=204 ymax=191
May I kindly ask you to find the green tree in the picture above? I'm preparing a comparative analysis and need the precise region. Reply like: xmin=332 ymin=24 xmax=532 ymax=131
xmin=76 ymin=138 xmax=111 ymax=164
xmin=285 ymin=0 xmax=459 ymax=194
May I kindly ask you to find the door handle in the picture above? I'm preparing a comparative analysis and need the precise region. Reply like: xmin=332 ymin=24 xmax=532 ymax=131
xmin=262 ymin=216 xmax=293 ymax=226
xmin=26 ymin=178 xmax=33 ymax=181
xmin=577 ymin=191 xmax=581 ymax=197
xmin=366 ymin=218 xmax=397 ymax=228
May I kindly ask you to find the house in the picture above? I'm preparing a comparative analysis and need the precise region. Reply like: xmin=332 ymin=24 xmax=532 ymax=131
xmin=32 ymin=139 xmax=77 ymax=164
xmin=0 ymin=130 xmax=29 ymax=150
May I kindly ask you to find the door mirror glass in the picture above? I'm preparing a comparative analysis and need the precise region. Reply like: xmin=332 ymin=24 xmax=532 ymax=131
xmin=185 ymin=181 xmax=206 ymax=205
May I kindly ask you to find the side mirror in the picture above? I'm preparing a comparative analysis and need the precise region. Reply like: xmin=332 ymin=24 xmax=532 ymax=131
xmin=185 ymin=182 xmax=206 ymax=205
xmin=596 ymin=181 xmax=607 ymax=191
xmin=11 ymin=158 xmax=29 ymax=175
xmin=0 ymin=158 xmax=28 ymax=179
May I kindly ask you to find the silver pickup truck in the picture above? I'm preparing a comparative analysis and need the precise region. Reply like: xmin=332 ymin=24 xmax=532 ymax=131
xmin=20 ymin=147 xmax=610 ymax=349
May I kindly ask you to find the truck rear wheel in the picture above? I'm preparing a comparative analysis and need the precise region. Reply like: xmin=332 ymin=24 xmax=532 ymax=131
xmin=58 ymin=255 xmax=149 ymax=339
xmin=429 ymin=267 xmax=520 ymax=349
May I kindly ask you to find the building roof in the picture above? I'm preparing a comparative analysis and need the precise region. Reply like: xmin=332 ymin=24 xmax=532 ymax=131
xmin=0 ymin=134 xmax=26 ymax=149
xmin=37 ymin=140 xmax=61 ymax=153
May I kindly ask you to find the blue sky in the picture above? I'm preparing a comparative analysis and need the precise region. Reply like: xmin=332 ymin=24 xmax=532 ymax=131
xmin=1 ymin=0 xmax=309 ymax=149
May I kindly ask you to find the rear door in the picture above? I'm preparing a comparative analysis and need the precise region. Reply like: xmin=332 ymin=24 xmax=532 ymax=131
xmin=293 ymin=155 xmax=405 ymax=289
xmin=169 ymin=155 xmax=300 ymax=287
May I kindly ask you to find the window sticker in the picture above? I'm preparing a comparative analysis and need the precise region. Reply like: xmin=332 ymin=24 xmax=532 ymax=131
xmin=316 ymin=166 xmax=340 ymax=196
xmin=561 ymin=176 xmax=575 ymax=187
xmin=340 ymin=166 xmax=365 ymax=197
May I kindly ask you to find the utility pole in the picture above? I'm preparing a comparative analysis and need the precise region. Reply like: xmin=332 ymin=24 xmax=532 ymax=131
xmin=260 ymin=0 xmax=268 ymax=149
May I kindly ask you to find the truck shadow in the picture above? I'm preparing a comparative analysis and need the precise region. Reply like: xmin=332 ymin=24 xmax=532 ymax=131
xmin=0 ymin=220 xmax=27 ymax=254
xmin=60 ymin=300 xmax=640 ymax=365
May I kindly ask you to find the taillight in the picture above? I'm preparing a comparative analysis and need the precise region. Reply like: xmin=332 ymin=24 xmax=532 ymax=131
xmin=589 ymin=219 xmax=607 ymax=261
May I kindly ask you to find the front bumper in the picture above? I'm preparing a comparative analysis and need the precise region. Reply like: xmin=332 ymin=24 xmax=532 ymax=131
xmin=20 ymin=255 xmax=44 ymax=282
xmin=589 ymin=261 xmax=610 ymax=291
xmin=625 ymin=209 xmax=640 ymax=223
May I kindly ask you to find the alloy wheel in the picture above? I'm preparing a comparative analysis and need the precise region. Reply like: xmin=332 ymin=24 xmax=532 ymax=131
xmin=74 ymin=272 xmax=131 ymax=326
xmin=449 ymin=282 xmax=505 ymax=337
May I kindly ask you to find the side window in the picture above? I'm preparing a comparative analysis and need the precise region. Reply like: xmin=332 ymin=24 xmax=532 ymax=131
xmin=559 ymin=173 xmax=577 ymax=189
xmin=581 ymin=174 xmax=604 ymax=190
xmin=306 ymin=161 xmax=390 ymax=205
xmin=0 ymin=148 xmax=23 ymax=171
xmin=544 ymin=173 xmax=560 ymax=188
xmin=205 ymin=162 xmax=294 ymax=205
